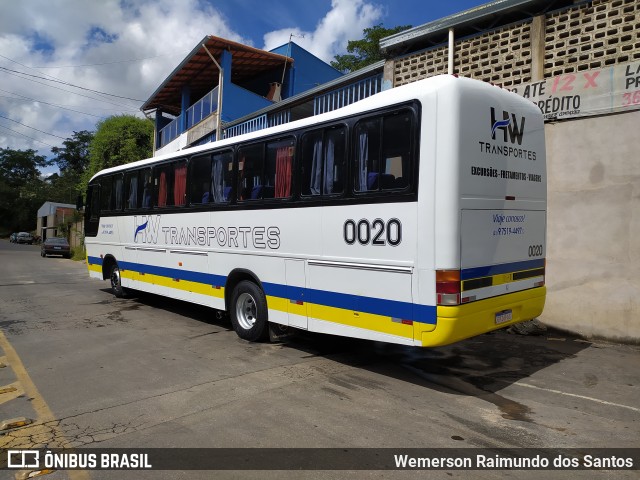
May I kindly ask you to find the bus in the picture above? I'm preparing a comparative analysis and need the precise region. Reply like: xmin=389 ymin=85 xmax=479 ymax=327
xmin=84 ymin=75 xmax=546 ymax=347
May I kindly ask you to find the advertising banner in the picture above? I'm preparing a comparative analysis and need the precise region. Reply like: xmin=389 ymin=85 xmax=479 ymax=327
xmin=510 ymin=61 xmax=640 ymax=121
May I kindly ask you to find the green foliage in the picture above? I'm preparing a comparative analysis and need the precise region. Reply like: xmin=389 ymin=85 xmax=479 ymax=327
xmin=71 ymin=244 xmax=86 ymax=261
xmin=51 ymin=130 xmax=93 ymax=176
xmin=331 ymin=24 xmax=412 ymax=73
xmin=83 ymin=115 xmax=153 ymax=189
xmin=0 ymin=148 xmax=50 ymax=232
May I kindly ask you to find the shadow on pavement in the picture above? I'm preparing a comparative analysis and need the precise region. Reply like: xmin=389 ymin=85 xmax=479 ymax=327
xmin=100 ymin=288 xmax=591 ymax=422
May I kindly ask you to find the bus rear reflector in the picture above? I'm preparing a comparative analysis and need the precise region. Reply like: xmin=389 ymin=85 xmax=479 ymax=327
xmin=436 ymin=270 xmax=461 ymax=305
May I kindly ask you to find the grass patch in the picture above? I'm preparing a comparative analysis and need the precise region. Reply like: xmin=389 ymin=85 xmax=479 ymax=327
xmin=71 ymin=245 xmax=86 ymax=261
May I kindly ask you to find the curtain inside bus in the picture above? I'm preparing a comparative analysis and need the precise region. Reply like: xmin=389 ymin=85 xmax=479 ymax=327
xmin=309 ymin=140 xmax=322 ymax=195
xmin=158 ymin=171 xmax=167 ymax=207
xmin=275 ymin=146 xmax=292 ymax=198
xmin=212 ymin=159 xmax=224 ymax=203
xmin=174 ymin=164 xmax=187 ymax=206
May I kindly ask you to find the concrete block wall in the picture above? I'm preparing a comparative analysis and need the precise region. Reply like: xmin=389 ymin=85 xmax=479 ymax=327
xmin=389 ymin=0 xmax=640 ymax=342
xmin=394 ymin=22 xmax=533 ymax=88
xmin=544 ymin=0 xmax=640 ymax=77
xmin=392 ymin=0 xmax=639 ymax=86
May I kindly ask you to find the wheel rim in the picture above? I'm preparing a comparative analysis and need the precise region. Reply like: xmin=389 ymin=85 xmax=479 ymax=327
xmin=110 ymin=267 xmax=121 ymax=291
xmin=235 ymin=292 xmax=257 ymax=330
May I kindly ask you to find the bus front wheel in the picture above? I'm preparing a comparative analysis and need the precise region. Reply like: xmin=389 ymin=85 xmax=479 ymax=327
xmin=230 ymin=280 xmax=269 ymax=342
xmin=109 ymin=263 xmax=126 ymax=298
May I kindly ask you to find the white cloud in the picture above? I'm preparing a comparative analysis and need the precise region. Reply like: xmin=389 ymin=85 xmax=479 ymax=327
xmin=262 ymin=0 xmax=382 ymax=62
xmin=0 ymin=0 xmax=246 ymax=160
xmin=0 ymin=0 xmax=382 ymax=169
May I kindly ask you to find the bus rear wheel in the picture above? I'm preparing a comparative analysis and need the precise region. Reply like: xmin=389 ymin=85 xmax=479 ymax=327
xmin=230 ymin=280 xmax=269 ymax=342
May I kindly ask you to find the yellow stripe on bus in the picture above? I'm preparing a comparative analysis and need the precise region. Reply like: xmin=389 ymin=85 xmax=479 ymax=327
xmin=120 ymin=270 xmax=225 ymax=299
xmin=308 ymin=303 xmax=414 ymax=339
xmin=92 ymin=265 xmax=415 ymax=340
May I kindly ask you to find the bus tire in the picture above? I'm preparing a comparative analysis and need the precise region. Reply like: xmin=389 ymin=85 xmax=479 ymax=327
xmin=230 ymin=280 xmax=269 ymax=342
xmin=109 ymin=263 xmax=126 ymax=298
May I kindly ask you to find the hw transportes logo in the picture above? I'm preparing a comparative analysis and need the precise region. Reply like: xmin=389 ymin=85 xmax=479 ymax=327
xmin=490 ymin=107 xmax=526 ymax=145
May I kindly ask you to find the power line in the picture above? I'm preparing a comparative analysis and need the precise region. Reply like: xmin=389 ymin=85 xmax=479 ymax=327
xmin=0 ymin=66 xmax=145 ymax=102
xmin=0 ymin=114 xmax=66 ymax=139
xmin=0 ymin=53 xmax=144 ymax=111
xmin=0 ymin=89 xmax=137 ymax=116
xmin=0 ymin=124 xmax=56 ymax=148
xmin=31 ymin=51 xmax=189 ymax=69
xmin=0 ymin=68 xmax=140 ymax=110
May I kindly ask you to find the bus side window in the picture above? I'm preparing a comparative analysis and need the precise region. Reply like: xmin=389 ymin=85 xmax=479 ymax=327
xmin=100 ymin=176 xmax=113 ymax=212
xmin=113 ymin=175 xmax=123 ymax=211
xmin=88 ymin=184 xmax=100 ymax=220
xmin=212 ymin=151 xmax=233 ymax=203
xmin=190 ymin=154 xmax=212 ymax=204
xmin=301 ymin=130 xmax=323 ymax=196
xmin=237 ymin=144 xmax=264 ymax=201
xmin=354 ymin=118 xmax=381 ymax=192
xmin=301 ymin=126 xmax=345 ymax=197
xmin=141 ymin=169 xmax=152 ymax=209
xmin=266 ymin=138 xmax=294 ymax=199
xmin=382 ymin=112 xmax=412 ymax=190
xmin=154 ymin=164 xmax=173 ymax=208
xmin=324 ymin=127 xmax=345 ymax=195
xmin=125 ymin=171 xmax=138 ymax=209
xmin=354 ymin=111 xmax=412 ymax=192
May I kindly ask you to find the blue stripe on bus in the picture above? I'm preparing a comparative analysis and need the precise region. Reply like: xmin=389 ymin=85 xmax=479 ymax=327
xmin=88 ymin=255 xmax=103 ymax=266
xmin=461 ymin=259 xmax=545 ymax=281
xmin=263 ymin=282 xmax=436 ymax=325
xmin=119 ymin=261 xmax=227 ymax=286
xmin=87 ymin=256 xmax=436 ymax=325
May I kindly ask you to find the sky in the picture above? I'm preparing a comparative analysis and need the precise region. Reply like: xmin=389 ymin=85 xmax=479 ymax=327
xmin=0 ymin=0 xmax=488 ymax=173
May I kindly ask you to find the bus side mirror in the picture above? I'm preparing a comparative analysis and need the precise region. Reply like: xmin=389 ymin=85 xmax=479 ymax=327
xmin=76 ymin=194 xmax=84 ymax=210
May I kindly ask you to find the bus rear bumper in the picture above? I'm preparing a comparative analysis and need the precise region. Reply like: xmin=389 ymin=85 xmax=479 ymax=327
xmin=418 ymin=286 xmax=546 ymax=347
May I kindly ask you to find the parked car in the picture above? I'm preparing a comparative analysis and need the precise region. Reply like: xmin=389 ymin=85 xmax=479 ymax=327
xmin=9 ymin=233 xmax=17 ymax=243
xmin=16 ymin=232 xmax=34 ymax=244
xmin=41 ymin=237 xmax=71 ymax=258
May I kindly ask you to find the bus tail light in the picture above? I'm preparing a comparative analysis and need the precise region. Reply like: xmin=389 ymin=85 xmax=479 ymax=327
xmin=436 ymin=270 xmax=461 ymax=306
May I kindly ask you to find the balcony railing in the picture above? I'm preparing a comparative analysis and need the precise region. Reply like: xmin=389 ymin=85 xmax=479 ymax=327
xmin=186 ymin=87 xmax=218 ymax=129
xmin=158 ymin=74 xmax=383 ymax=149
xmin=158 ymin=113 xmax=181 ymax=148
xmin=314 ymin=74 xmax=383 ymax=115
xmin=158 ymin=87 xmax=219 ymax=148
xmin=224 ymin=114 xmax=268 ymax=139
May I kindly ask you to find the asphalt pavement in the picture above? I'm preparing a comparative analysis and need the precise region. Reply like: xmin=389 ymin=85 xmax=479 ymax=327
xmin=0 ymin=239 xmax=638 ymax=480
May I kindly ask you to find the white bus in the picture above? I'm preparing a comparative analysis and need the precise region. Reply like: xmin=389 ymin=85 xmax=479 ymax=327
xmin=84 ymin=75 xmax=546 ymax=347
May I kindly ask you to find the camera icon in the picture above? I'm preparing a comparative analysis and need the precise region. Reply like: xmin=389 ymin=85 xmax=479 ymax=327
xmin=7 ymin=450 xmax=40 ymax=469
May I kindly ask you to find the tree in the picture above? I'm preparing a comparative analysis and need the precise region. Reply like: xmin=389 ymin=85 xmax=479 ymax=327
xmin=83 ymin=115 xmax=153 ymax=188
xmin=0 ymin=148 xmax=50 ymax=233
xmin=331 ymin=24 xmax=412 ymax=73
xmin=51 ymin=130 xmax=93 ymax=176
xmin=49 ymin=130 xmax=94 ymax=203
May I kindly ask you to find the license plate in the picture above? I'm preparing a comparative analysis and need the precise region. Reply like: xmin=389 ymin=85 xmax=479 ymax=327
xmin=54 ymin=246 xmax=61 ymax=250
xmin=495 ymin=309 xmax=512 ymax=325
